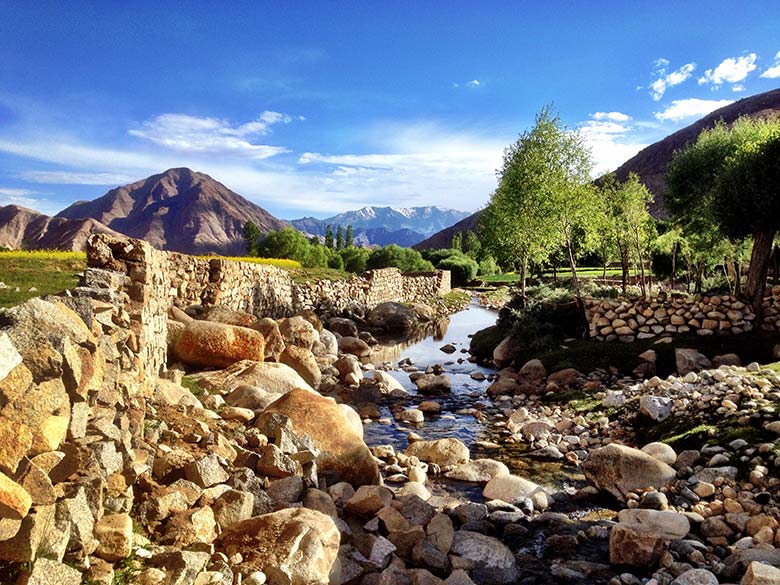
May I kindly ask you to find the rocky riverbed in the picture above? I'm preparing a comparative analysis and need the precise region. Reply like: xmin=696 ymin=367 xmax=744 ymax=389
xmin=0 ymin=292 xmax=779 ymax=585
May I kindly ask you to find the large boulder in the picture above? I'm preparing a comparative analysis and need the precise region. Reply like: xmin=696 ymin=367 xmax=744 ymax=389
xmin=405 ymin=438 xmax=469 ymax=467
xmin=203 ymin=305 xmax=255 ymax=327
xmin=1 ymin=297 xmax=96 ymax=382
xmin=583 ymin=444 xmax=677 ymax=499
xmin=610 ymin=510 xmax=690 ymax=566
xmin=483 ymin=474 xmax=549 ymax=511
xmin=493 ymin=336 xmax=522 ymax=368
xmin=675 ymin=348 xmax=712 ymax=375
xmin=366 ymin=302 xmax=417 ymax=332
xmin=251 ymin=318 xmax=286 ymax=361
xmin=450 ymin=530 xmax=518 ymax=584
xmin=189 ymin=360 xmax=313 ymax=395
xmin=278 ymin=316 xmax=318 ymax=351
xmin=172 ymin=321 xmax=265 ymax=368
xmin=257 ymin=389 xmax=381 ymax=486
xmin=217 ymin=508 xmax=340 ymax=585
xmin=518 ymin=358 xmax=547 ymax=382
xmin=338 ymin=336 xmax=372 ymax=358
xmin=326 ymin=317 xmax=359 ymax=338
xmin=279 ymin=346 xmax=322 ymax=388
xmin=414 ymin=373 xmax=451 ymax=394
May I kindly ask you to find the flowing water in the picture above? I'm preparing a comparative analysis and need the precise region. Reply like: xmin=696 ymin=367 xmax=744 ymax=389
xmin=362 ymin=300 xmax=585 ymax=499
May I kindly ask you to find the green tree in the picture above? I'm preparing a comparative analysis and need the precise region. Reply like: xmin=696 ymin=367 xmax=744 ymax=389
xmin=242 ymin=220 xmax=261 ymax=256
xmin=451 ymin=232 xmax=463 ymax=252
xmin=438 ymin=254 xmax=479 ymax=285
xmin=340 ymin=246 xmax=370 ymax=273
xmin=345 ymin=224 xmax=354 ymax=248
xmin=324 ymin=224 xmax=334 ymax=250
xmin=599 ymin=173 xmax=655 ymax=297
xmin=257 ymin=227 xmax=311 ymax=263
xmin=336 ymin=225 xmax=344 ymax=250
xmin=463 ymin=230 xmax=482 ymax=259
xmin=667 ymin=117 xmax=780 ymax=311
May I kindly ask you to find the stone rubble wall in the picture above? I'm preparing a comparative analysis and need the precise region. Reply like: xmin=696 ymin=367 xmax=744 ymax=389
xmin=84 ymin=234 xmax=451 ymax=377
xmin=586 ymin=288 xmax=780 ymax=342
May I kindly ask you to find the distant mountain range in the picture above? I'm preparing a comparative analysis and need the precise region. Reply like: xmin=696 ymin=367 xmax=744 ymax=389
xmin=0 ymin=169 xmax=470 ymax=253
xmin=290 ymin=206 xmax=470 ymax=247
xmin=418 ymin=87 xmax=780 ymax=247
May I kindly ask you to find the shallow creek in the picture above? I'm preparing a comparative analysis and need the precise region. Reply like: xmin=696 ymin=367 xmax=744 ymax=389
xmin=362 ymin=300 xmax=586 ymax=502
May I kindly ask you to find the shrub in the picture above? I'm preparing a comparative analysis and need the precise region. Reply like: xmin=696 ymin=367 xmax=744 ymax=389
xmin=478 ymin=254 xmax=499 ymax=276
xmin=366 ymin=244 xmax=434 ymax=272
xmin=327 ymin=252 xmax=345 ymax=271
xmin=340 ymin=246 xmax=370 ymax=273
xmin=438 ymin=255 xmax=479 ymax=286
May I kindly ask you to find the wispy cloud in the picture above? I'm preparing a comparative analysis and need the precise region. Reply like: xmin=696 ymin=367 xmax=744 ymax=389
xmin=760 ymin=51 xmax=780 ymax=79
xmin=20 ymin=171 xmax=137 ymax=185
xmin=578 ymin=113 xmax=647 ymax=176
xmin=698 ymin=53 xmax=757 ymax=88
xmin=128 ymin=112 xmax=298 ymax=158
xmin=654 ymin=98 xmax=733 ymax=122
xmin=453 ymin=79 xmax=482 ymax=89
xmin=591 ymin=111 xmax=631 ymax=122
xmin=649 ymin=60 xmax=696 ymax=101
xmin=0 ymin=187 xmax=61 ymax=215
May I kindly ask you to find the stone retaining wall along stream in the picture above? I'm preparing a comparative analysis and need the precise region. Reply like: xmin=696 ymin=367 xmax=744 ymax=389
xmin=83 ymin=233 xmax=451 ymax=378
xmin=585 ymin=288 xmax=780 ymax=342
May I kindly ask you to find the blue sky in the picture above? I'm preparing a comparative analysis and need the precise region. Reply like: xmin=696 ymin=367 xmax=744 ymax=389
xmin=0 ymin=1 xmax=778 ymax=218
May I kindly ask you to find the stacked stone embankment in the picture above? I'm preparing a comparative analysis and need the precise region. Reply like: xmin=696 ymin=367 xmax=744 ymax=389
xmin=586 ymin=288 xmax=780 ymax=342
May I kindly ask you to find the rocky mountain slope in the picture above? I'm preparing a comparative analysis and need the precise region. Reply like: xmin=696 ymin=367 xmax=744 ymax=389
xmin=57 ymin=168 xmax=287 ymax=255
xmin=613 ymin=87 xmax=780 ymax=218
xmin=413 ymin=210 xmax=483 ymax=250
xmin=0 ymin=205 xmax=122 ymax=251
xmin=290 ymin=206 xmax=470 ymax=247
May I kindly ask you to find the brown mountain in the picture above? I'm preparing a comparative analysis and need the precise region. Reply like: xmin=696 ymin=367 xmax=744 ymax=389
xmin=57 ymin=167 xmax=287 ymax=255
xmin=0 ymin=205 xmax=122 ymax=251
xmin=613 ymin=88 xmax=780 ymax=218
xmin=418 ymin=88 xmax=780 ymax=248
xmin=413 ymin=210 xmax=483 ymax=250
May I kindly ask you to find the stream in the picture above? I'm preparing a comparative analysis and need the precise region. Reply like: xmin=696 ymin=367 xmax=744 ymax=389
xmin=362 ymin=300 xmax=585 ymax=501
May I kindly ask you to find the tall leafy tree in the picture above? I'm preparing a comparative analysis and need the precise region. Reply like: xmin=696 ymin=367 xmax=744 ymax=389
xmin=667 ymin=117 xmax=780 ymax=312
xmin=324 ymin=224 xmax=334 ymax=250
xmin=345 ymin=224 xmax=354 ymax=247
xmin=242 ymin=220 xmax=261 ymax=256
xmin=463 ymin=230 xmax=482 ymax=259
xmin=336 ymin=225 xmax=344 ymax=250
xmin=451 ymin=232 xmax=463 ymax=251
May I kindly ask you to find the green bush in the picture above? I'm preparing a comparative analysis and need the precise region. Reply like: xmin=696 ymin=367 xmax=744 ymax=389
xmin=478 ymin=255 xmax=499 ymax=276
xmin=366 ymin=244 xmax=434 ymax=272
xmin=438 ymin=255 xmax=479 ymax=286
xmin=327 ymin=252 xmax=345 ymax=270
xmin=340 ymin=246 xmax=370 ymax=273
xmin=421 ymin=248 xmax=463 ymax=265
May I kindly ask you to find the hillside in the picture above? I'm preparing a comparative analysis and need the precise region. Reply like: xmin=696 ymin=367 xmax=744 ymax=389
xmin=290 ymin=206 xmax=469 ymax=247
xmin=613 ymin=88 xmax=780 ymax=217
xmin=413 ymin=210 xmax=483 ymax=250
xmin=57 ymin=167 xmax=287 ymax=255
xmin=0 ymin=205 xmax=121 ymax=251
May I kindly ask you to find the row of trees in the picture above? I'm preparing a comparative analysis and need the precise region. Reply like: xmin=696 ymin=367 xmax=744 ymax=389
xmin=324 ymin=224 xmax=353 ymax=250
xmin=480 ymin=107 xmax=656 ymax=302
xmin=480 ymin=105 xmax=780 ymax=315
xmin=243 ymin=224 xmax=434 ymax=273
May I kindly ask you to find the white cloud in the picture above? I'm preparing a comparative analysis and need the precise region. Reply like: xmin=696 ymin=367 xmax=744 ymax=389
xmin=732 ymin=84 xmax=746 ymax=92
xmin=578 ymin=114 xmax=647 ymax=176
xmin=592 ymin=111 xmax=631 ymax=122
xmin=760 ymin=51 xmax=780 ymax=79
xmin=698 ymin=53 xmax=757 ymax=87
xmin=20 ymin=171 xmax=136 ymax=185
xmin=0 ymin=187 xmax=62 ymax=215
xmin=654 ymin=98 xmax=734 ymax=122
xmin=453 ymin=79 xmax=482 ymax=88
xmin=650 ymin=61 xmax=696 ymax=100
xmin=128 ymin=112 xmax=295 ymax=158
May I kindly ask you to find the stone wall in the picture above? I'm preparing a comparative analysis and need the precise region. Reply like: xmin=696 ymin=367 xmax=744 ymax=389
xmin=586 ymin=288 xmax=780 ymax=342
xmin=84 ymin=234 xmax=451 ymax=376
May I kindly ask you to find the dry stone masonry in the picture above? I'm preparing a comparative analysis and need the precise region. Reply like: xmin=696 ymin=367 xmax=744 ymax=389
xmin=83 ymin=234 xmax=450 ymax=379
xmin=586 ymin=288 xmax=780 ymax=342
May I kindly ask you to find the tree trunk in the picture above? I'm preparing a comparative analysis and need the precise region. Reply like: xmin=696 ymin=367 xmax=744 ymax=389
xmin=773 ymin=245 xmax=779 ymax=285
xmin=671 ymin=241 xmax=677 ymax=291
xmin=633 ymin=228 xmax=646 ymax=299
xmin=620 ymin=248 xmax=629 ymax=294
xmin=734 ymin=260 xmax=741 ymax=295
xmin=519 ymin=256 xmax=528 ymax=299
xmin=744 ymin=227 xmax=777 ymax=315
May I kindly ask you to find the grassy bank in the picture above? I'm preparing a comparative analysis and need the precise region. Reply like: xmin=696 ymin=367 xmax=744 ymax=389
xmin=0 ymin=250 xmax=87 ymax=308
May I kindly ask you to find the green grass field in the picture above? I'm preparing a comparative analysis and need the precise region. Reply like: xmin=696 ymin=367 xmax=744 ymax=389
xmin=483 ymin=266 xmax=630 ymax=284
xmin=0 ymin=250 xmax=87 ymax=308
